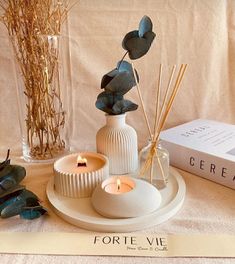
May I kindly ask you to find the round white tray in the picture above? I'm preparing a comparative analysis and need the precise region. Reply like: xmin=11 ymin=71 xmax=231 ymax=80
xmin=46 ymin=167 xmax=186 ymax=232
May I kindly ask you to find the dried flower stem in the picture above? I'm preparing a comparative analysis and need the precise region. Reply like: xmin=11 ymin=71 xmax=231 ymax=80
xmin=1 ymin=0 xmax=70 ymax=160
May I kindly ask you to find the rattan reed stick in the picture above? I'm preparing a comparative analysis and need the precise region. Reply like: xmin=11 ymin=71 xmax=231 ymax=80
xmin=153 ymin=64 xmax=162 ymax=137
xmin=155 ymin=64 xmax=188 ymax=142
xmin=131 ymin=62 xmax=153 ymax=139
xmin=154 ymin=65 xmax=176 ymax=141
xmin=140 ymin=64 xmax=188 ymax=183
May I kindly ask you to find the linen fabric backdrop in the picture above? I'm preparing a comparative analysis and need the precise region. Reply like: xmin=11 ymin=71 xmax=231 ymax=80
xmin=0 ymin=0 xmax=235 ymax=153
xmin=0 ymin=1 xmax=234 ymax=264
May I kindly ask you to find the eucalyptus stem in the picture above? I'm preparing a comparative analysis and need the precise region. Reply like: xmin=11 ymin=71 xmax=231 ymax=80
xmin=117 ymin=51 xmax=128 ymax=70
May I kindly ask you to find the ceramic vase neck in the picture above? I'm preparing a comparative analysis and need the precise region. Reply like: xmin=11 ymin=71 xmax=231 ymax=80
xmin=106 ymin=114 xmax=126 ymax=127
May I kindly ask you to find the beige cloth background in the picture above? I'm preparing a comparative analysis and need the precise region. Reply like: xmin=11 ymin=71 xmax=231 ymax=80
xmin=0 ymin=0 xmax=234 ymax=263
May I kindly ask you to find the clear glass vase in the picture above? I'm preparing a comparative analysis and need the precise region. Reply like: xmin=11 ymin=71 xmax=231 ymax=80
xmin=139 ymin=140 xmax=170 ymax=189
xmin=12 ymin=34 xmax=72 ymax=162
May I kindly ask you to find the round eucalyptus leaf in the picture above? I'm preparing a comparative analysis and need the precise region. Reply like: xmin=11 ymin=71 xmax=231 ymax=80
xmin=122 ymin=30 xmax=139 ymax=50
xmin=1 ymin=199 xmax=26 ymax=218
xmin=0 ymin=186 xmax=25 ymax=212
xmin=144 ymin=31 xmax=156 ymax=46
xmin=112 ymin=99 xmax=138 ymax=114
xmin=0 ymin=189 xmax=39 ymax=218
xmin=117 ymin=60 xmax=132 ymax=72
xmin=117 ymin=60 xmax=139 ymax=83
xmin=0 ymin=149 xmax=11 ymax=171
xmin=0 ymin=165 xmax=13 ymax=179
xmin=0 ymin=195 xmax=18 ymax=213
xmin=125 ymin=37 xmax=150 ymax=60
xmin=122 ymin=16 xmax=156 ymax=60
xmin=101 ymin=69 xmax=118 ymax=88
xmin=95 ymin=98 xmax=113 ymax=115
xmin=138 ymin=16 xmax=153 ymax=38
xmin=96 ymin=92 xmax=123 ymax=114
xmin=20 ymin=207 xmax=47 ymax=220
xmin=105 ymin=71 xmax=135 ymax=95
xmin=0 ymin=185 xmax=25 ymax=199
xmin=97 ymin=91 xmax=123 ymax=102
xmin=0 ymin=165 xmax=26 ymax=196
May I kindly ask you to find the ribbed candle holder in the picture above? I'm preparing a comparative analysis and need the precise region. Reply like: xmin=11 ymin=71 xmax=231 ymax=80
xmin=54 ymin=152 xmax=109 ymax=198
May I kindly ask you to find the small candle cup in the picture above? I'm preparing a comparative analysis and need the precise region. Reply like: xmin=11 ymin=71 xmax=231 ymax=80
xmin=54 ymin=152 xmax=109 ymax=198
xmin=103 ymin=177 xmax=134 ymax=194
xmin=91 ymin=176 xmax=162 ymax=218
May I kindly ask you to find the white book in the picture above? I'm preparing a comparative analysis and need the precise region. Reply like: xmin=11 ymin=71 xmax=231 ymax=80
xmin=160 ymin=119 xmax=235 ymax=189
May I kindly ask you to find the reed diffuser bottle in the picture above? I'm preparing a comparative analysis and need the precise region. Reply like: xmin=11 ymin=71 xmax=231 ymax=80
xmin=139 ymin=140 xmax=169 ymax=189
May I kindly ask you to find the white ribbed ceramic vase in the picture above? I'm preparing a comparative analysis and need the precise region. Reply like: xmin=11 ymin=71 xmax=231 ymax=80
xmin=96 ymin=114 xmax=138 ymax=175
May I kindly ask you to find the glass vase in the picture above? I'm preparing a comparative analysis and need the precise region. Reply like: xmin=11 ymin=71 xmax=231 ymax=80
xmin=139 ymin=140 xmax=170 ymax=189
xmin=12 ymin=34 xmax=72 ymax=162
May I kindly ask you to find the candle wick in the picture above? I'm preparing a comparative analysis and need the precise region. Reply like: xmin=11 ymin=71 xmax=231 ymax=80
xmin=77 ymin=162 xmax=87 ymax=167
xmin=77 ymin=156 xmax=87 ymax=167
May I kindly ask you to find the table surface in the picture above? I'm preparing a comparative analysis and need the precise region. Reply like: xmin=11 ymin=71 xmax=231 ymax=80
xmin=0 ymin=155 xmax=234 ymax=264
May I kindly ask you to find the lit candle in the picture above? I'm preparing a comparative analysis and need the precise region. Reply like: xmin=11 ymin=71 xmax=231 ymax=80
xmin=54 ymin=152 xmax=109 ymax=198
xmin=77 ymin=155 xmax=87 ymax=167
xmin=91 ymin=176 xmax=162 ymax=218
xmin=117 ymin=178 xmax=121 ymax=191
xmin=103 ymin=177 xmax=133 ymax=194
xmin=55 ymin=153 xmax=106 ymax=174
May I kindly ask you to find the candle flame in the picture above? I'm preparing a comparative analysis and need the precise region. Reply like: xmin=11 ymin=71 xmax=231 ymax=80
xmin=117 ymin=178 xmax=121 ymax=191
xmin=77 ymin=155 xmax=87 ymax=167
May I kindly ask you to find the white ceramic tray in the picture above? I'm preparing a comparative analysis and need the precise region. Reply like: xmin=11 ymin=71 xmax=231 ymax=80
xmin=46 ymin=167 xmax=186 ymax=232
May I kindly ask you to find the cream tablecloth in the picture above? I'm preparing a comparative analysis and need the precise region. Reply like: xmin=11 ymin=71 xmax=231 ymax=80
xmin=0 ymin=0 xmax=234 ymax=263
xmin=0 ymin=158 xmax=234 ymax=263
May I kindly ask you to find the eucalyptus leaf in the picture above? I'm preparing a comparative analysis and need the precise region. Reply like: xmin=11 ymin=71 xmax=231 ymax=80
xmin=0 ymin=189 xmax=27 ymax=215
xmin=117 ymin=60 xmax=132 ymax=72
xmin=0 ymin=186 xmax=25 ymax=204
xmin=25 ymin=197 xmax=41 ymax=207
xmin=117 ymin=60 xmax=139 ymax=82
xmin=0 ymin=165 xmax=26 ymax=196
xmin=138 ymin=16 xmax=153 ymax=37
xmin=97 ymin=91 xmax=123 ymax=102
xmin=0 ymin=165 xmax=13 ymax=179
xmin=101 ymin=62 xmax=137 ymax=94
xmin=0 ymin=151 xmax=47 ymax=220
xmin=1 ymin=189 xmax=39 ymax=218
xmin=112 ymin=99 xmax=138 ymax=114
xmin=144 ymin=31 xmax=156 ymax=46
xmin=0 ymin=149 xmax=11 ymax=171
xmin=1 ymin=199 xmax=26 ymax=218
xmin=105 ymin=71 xmax=135 ymax=95
xmin=96 ymin=16 xmax=156 ymax=114
xmin=101 ymin=69 xmax=118 ymax=88
xmin=124 ymin=37 xmax=149 ymax=60
xmin=0 ymin=188 xmax=24 ymax=213
xmin=95 ymin=99 xmax=113 ymax=114
xmin=0 ymin=196 xmax=17 ymax=213
xmin=96 ymin=92 xmax=124 ymax=114
xmin=0 ymin=159 xmax=10 ymax=172
xmin=122 ymin=15 xmax=156 ymax=60
xmin=96 ymin=93 xmax=116 ymax=114
xmin=20 ymin=206 xmax=47 ymax=220
xmin=122 ymin=30 xmax=139 ymax=51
